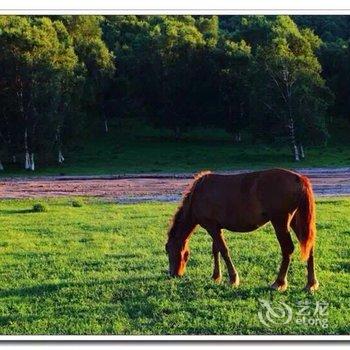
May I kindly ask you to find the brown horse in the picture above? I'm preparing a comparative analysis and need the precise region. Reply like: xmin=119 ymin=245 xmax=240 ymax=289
xmin=165 ymin=168 xmax=318 ymax=292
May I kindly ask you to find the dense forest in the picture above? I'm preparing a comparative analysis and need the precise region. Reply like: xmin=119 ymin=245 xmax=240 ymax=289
xmin=0 ymin=15 xmax=349 ymax=171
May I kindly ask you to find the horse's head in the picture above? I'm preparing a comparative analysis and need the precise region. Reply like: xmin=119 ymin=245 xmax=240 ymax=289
xmin=165 ymin=238 xmax=190 ymax=277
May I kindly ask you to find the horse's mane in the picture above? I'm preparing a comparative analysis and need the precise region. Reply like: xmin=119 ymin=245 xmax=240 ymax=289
xmin=194 ymin=170 xmax=212 ymax=181
xmin=167 ymin=170 xmax=211 ymax=239
xmin=183 ymin=170 xmax=211 ymax=195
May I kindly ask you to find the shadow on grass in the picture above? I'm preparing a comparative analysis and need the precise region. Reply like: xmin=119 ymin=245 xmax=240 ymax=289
xmin=0 ymin=279 xmax=118 ymax=299
xmin=0 ymin=282 xmax=68 ymax=298
xmin=330 ymin=261 xmax=350 ymax=273
xmin=0 ymin=314 xmax=38 ymax=327
xmin=0 ymin=274 xmax=166 ymax=300
xmin=0 ymin=209 xmax=36 ymax=215
xmin=105 ymin=253 xmax=141 ymax=259
xmin=229 ymin=286 xmax=275 ymax=300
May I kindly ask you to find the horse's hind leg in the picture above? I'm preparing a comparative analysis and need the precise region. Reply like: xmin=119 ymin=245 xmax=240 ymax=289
xmin=207 ymin=226 xmax=239 ymax=286
xmin=291 ymin=218 xmax=319 ymax=292
xmin=271 ymin=215 xmax=295 ymax=292
xmin=304 ymin=247 xmax=318 ymax=292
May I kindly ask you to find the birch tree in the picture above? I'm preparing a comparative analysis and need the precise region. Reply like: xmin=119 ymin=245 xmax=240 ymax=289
xmin=0 ymin=16 xmax=78 ymax=170
xmin=256 ymin=16 xmax=330 ymax=160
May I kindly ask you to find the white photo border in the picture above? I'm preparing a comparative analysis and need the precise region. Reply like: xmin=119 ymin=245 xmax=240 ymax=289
xmin=0 ymin=0 xmax=349 ymax=342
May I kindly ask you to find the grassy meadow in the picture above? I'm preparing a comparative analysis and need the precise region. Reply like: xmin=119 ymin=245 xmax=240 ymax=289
xmin=0 ymin=197 xmax=349 ymax=335
xmin=2 ymin=124 xmax=350 ymax=176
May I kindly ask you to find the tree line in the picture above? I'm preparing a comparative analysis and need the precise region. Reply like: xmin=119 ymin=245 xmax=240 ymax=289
xmin=0 ymin=15 xmax=349 ymax=170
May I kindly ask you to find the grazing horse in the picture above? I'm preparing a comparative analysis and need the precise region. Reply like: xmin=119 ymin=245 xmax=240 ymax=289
xmin=165 ymin=168 xmax=318 ymax=292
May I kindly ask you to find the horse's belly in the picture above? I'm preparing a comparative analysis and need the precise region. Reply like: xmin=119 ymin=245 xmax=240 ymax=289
xmin=222 ymin=213 xmax=268 ymax=233
xmin=195 ymin=186 xmax=268 ymax=232
xmin=223 ymin=221 xmax=268 ymax=233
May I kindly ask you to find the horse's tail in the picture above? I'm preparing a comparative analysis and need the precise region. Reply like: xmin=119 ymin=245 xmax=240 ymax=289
xmin=293 ymin=175 xmax=316 ymax=261
xmin=167 ymin=171 xmax=210 ymax=238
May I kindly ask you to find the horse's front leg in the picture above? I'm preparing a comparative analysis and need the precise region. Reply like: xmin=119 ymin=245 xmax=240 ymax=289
xmin=216 ymin=231 xmax=239 ymax=286
xmin=207 ymin=225 xmax=239 ymax=286
xmin=211 ymin=240 xmax=221 ymax=283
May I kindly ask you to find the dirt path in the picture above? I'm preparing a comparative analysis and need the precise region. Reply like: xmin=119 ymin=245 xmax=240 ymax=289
xmin=0 ymin=168 xmax=349 ymax=202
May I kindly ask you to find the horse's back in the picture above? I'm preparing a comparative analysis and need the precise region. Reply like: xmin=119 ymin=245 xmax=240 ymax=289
xmin=194 ymin=168 xmax=301 ymax=201
xmin=191 ymin=168 xmax=303 ymax=232
xmin=254 ymin=168 xmax=302 ymax=214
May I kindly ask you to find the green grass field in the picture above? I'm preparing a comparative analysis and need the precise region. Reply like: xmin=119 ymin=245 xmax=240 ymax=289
xmin=2 ymin=125 xmax=350 ymax=176
xmin=0 ymin=197 xmax=349 ymax=335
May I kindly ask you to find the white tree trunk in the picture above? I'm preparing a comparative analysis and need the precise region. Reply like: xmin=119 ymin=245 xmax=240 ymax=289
xmin=293 ymin=144 xmax=300 ymax=162
xmin=30 ymin=153 xmax=35 ymax=171
xmin=288 ymin=117 xmax=300 ymax=162
xmin=24 ymin=128 xmax=31 ymax=170
xmin=299 ymin=144 xmax=305 ymax=159
xmin=25 ymin=151 xmax=31 ymax=170
xmin=104 ymin=119 xmax=109 ymax=133
xmin=58 ymin=150 xmax=65 ymax=163
xmin=12 ymin=155 xmax=16 ymax=163
xmin=0 ymin=160 xmax=4 ymax=171
xmin=234 ymin=132 xmax=241 ymax=143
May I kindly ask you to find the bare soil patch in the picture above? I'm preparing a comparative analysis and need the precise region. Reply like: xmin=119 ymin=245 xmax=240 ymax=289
xmin=1 ymin=168 xmax=349 ymax=202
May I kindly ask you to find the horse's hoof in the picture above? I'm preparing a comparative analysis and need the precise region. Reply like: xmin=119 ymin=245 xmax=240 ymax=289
xmin=229 ymin=275 xmax=240 ymax=287
xmin=212 ymin=274 xmax=222 ymax=283
xmin=304 ymin=281 xmax=319 ymax=293
xmin=270 ymin=281 xmax=288 ymax=292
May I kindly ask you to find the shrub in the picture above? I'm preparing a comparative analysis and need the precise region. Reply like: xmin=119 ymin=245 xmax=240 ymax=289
xmin=32 ymin=203 xmax=47 ymax=212
xmin=72 ymin=199 xmax=83 ymax=208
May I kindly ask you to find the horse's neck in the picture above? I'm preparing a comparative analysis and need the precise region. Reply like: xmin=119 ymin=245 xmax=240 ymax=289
xmin=171 ymin=220 xmax=196 ymax=246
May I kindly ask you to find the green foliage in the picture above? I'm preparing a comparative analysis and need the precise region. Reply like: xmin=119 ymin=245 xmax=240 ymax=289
xmin=32 ymin=203 xmax=47 ymax=212
xmin=102 ymin=15 xmax=215 ymax=135
xmin=215 ymin=39 xmax=252 ymax=138
xmin=0 ymin=15 xmax=349 ymax=171
xmin=0 ymin=197 xmax=349 ymax=334
xmin=251 ymin=16 xmax=331 ymax=146
xmin=0 ymin=15 xmax=115 ymax=170
xmin=71 ymin=199 xmax=83 ymax=207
